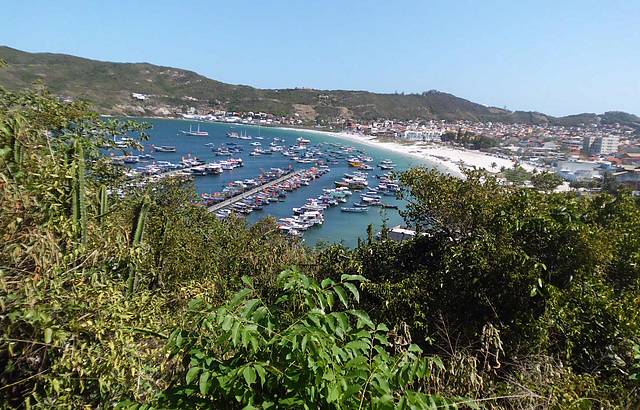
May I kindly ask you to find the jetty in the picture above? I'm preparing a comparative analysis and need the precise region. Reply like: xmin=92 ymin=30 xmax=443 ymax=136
xmin=207 ymin=169 xmax=306 ymax=213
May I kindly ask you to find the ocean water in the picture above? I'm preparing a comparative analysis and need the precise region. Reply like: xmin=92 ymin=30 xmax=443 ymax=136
xmin=119 ymin=118 xmax=441 ymax=247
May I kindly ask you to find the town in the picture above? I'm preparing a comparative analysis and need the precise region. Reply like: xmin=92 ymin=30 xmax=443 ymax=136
xmin=159 ymin=92 xmax=639 ymax=193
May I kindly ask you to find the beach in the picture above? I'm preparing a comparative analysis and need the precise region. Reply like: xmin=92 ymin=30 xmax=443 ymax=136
xmin=275 ymin=127 xmax=529 ymax=177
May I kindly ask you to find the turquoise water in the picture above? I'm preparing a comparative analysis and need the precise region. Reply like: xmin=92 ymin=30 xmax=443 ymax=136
xmin=121 ymin=118 xmax=440 ymax=247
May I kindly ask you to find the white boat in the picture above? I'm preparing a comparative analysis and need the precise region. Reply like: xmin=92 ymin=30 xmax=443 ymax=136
xmin=341 ymin=207 xmax=368 ymax=213
xmin=113 ymin=136 xmax=134 ymax=149
xmin=238 ymin=131 xmax=252 ymax=140
xmin=123 ymin=155 xmax=139 ymax=164
xmin=181 ymin=124 xmax=209 ymax=136
xmin=153 ymin=145 xmax=177 ymax=153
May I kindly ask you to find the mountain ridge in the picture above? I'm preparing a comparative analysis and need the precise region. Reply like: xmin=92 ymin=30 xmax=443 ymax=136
xmin=1 ymin=45 xmax=639 ymax=129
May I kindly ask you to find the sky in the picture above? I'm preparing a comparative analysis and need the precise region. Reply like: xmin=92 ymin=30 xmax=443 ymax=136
xmin=2 ymin=0 xmax=639 ymax=116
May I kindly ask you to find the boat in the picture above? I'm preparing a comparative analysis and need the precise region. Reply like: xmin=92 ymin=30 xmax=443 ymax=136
xmin=123 ymin=155 xmax=139 ymax=164
xmin=341 ymin=207 xmax=368 ymax=213
xmin=204 ymin=163 xmax=223 ymax=175
xmin=238 ymin=131 xmax=252 ymax=140
xmin=153 ymin=145 xmax=177 ymax=153
xmin=113 ymin=137 xmax=135 ymax=149
xmin=378 ymin=159 xmax=396 ymax=170
xmin=181 ymin=124 xmax=209 ymax=136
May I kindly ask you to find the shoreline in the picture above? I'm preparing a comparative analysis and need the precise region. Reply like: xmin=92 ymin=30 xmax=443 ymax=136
xmin=114 ymin=115 xmax=525 ymax=177
xmin=272 ymin=126 xmax=464 ymax=177
xmin=272 ymin=126 xmax=530 ymax=177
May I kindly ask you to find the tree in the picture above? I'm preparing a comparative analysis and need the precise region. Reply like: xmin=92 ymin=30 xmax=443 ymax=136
xmin=150 ymin=270 xmax=452 ymax=409
xmin=530 ymin=171 xmax=564 ymax=192
xmin=601 ymin=171 xmax=621 ymax=194
xmin=322 ymin=168 xmax=640 ymax=401
xmin=502 ymin=165 xmax=532 ymax=185
xmin=0 ymin=87 xmax=313 ymax=407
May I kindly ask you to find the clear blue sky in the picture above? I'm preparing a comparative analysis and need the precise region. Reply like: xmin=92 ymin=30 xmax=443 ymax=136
xmin=2 ymin=0 xmax=639 ymax=116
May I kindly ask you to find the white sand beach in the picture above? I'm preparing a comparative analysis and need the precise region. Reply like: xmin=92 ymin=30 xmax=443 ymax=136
xmin=276 ymin=127 xmax=529 ymax=177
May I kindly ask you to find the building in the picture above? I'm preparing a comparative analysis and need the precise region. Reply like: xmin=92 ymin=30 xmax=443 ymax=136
xmin=592 ymin=136 xmax=619 ymax=155
xmin=614 ymin=165 xmax=640 ymax=191
xmin=555 ymin=159 xmax=602 ymax=182
xmin=622 ymin=152 xmax=640 ymax=166
xmin=402 ymin=130 xmax=441 ymax=142
xmin=583 ymin=135 xmax=619 ymax=155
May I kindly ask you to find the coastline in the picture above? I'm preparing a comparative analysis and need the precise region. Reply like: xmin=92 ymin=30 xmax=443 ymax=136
xmin=273 ymin=126 xmax=526 ymax=177
xmin=115 ymin=115 xmax=524 ymax=177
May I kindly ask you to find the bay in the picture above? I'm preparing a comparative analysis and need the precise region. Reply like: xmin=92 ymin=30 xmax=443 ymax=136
xmin=118 ymin=118 xmax=441 ymax=247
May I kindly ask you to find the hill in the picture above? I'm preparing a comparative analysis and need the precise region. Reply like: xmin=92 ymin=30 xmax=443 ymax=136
xmin=1 ymin=45 xmax=639 ymax=129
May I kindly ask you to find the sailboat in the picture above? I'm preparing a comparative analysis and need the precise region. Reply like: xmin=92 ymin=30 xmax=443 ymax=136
xmin=181 ymin=124 xmax=209 ymax=136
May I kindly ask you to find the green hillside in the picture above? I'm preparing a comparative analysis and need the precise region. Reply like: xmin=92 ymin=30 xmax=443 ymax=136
xmin=1 ymin=45 xmax=639 ymax=129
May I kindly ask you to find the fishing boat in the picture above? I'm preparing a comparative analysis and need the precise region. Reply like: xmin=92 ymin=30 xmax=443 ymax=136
xmin=153 ymin=145 xmax=177 ymax=153
xmin=378 ymin=159 xmax=396 ymax=170
xmin=113 ymin=137 xmax=134 ymax=149
xmin=123 ymin=155 xmax=139 ymax=164
xmin=341 ymin=207 xmax=368 ymax=213
xmin=181 ymin=124 xmax=209 ymax=136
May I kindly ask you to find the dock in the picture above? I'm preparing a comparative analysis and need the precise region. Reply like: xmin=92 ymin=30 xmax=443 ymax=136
xmin=207 ymin=169 xmax=306 ymax=213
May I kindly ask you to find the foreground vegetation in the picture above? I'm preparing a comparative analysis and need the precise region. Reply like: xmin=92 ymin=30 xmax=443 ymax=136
xmin=1 ymin=86 xmax=639 ymax=408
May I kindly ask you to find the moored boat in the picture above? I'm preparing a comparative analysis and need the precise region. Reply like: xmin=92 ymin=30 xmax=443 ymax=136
xmin=341 ymin=207 xmax=368 ymax=213
xmin=153 ymin=145 xmax=177 ymax=153
xmin=181 ymin=124 xmax=209 ymax=136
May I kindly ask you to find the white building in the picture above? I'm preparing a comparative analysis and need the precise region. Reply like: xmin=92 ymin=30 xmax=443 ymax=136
xmin=583 ymin=135 xmax=619 ymax=155
xmin=593 ymin=136 xmax=619 ymax=155
xmin=554 ymin=159 xmax=609 ymax=181
xmin=402 ymin=130 xmax=441 ymax=142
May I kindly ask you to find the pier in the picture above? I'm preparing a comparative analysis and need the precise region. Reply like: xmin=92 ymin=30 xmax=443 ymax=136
xmin=207 ymin=169 xmax=307 ymax=213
